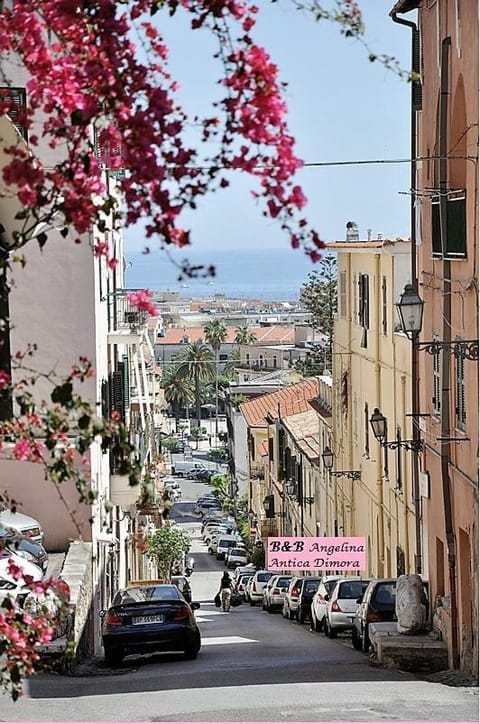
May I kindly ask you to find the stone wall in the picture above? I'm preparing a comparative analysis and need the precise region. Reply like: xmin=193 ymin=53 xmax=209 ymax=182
xmin=58 ymin=540 xmax=93 ymax=661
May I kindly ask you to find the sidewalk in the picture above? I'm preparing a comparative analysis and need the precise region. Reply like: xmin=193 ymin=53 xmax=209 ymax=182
xmin=370 ymin=622 xmax=448 ymax=674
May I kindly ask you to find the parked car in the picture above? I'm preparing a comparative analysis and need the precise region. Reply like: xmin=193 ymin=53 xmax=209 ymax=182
xmin=234 ymin=563 xmax=256 ymax=580
xmin=101 ymin=583 xmax=201 ymax=666
xmin=225 ymin=547 xmax=248 ymax=569
xmin=246 ymin=570 xmax=274 ymax=606
xmin=352 ymin=578 xmax=397 ymax=652
xmin=195 ymin=500 xmax=222 ymax=517
xmin=171 ymin=575 xmax=192 ymax=604
xmin=310 ymin=575 xmax=343 ymax=632
xmin=0 ymin=509 xmax=44 ymax=544
xmin=0 ymin=526 xmax=48 ymax=574
xmin=215 ymin=535 xmax=239 ymax=560
xmin=324 ymin=577 xmax=371 ymax=638
xmin=262 ymin=574 xmax=292 ymax=613
xmin=282 ymin=576 xmax=322 ymax=623
xmin=236 ymin=573 xmax=254 ymax=601
xmin=194 ymin=468 xmax=215 ymax=482
xmin=0 ymin=547 xmax=44 ymax=583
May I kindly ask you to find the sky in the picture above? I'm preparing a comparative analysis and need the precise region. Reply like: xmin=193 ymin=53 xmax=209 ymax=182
xmin=124 ymin=1 xmax=413 ymax=256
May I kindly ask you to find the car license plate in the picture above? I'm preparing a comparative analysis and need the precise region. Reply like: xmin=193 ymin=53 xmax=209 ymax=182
xmin=132 ymin=615 xmax=164 ymax=625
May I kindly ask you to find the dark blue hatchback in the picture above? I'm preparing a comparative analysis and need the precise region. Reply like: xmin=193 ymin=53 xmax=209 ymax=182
xmin=101 ymin=583 xmax=201 ymax=666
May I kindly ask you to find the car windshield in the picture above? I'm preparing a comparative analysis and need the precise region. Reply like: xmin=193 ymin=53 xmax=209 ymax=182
xmin=338 ymin=580 xmax=369 ymax=599
xmin=114 ymin=585 xmax=181 ymax=605
xmin=257 ymin=572 xmax=272 ymax=582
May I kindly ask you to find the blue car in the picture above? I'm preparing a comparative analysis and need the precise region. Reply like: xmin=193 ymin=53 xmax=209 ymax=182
xmin=101 ymin=583 xmax=201 ymax=666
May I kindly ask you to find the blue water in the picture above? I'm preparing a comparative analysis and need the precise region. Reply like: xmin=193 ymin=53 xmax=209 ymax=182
xmin=124 ymin=247 xmax=322 ymax=301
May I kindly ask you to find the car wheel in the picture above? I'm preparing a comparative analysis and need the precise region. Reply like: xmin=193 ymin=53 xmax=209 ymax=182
xmin=362 ymin=626 xmax=370 ymax=653
xmin=267 ymin=604 xmax=274 ymax=613
xmin=325 ymin=618 xmax=337 ymax=638
xmin=184 ymin=629 xmax=201 ymax=660
xmin=250 ymin=599 xmax=256 ymax=607
xmin=288 ymin=607 xmax=295 ymax=621
xmin=352 ymin=626 xmax=362 ymax=651
xmin=104 ymin=647 xmax=124 ymax=667
xmin=298 ymin=609 xmax=305 ymax=625
xmin=262 ymin=600 xmax=266 ymax=611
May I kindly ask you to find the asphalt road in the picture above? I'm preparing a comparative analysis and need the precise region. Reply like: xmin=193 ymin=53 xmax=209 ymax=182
xmin=1 ymin=485 xmax=478 ymax=722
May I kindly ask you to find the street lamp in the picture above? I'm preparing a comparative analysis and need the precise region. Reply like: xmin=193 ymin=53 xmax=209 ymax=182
xmin=396 ymin=283 xmax=479 ymax=359
xmin=369 ymin=408 xmax=424 ymax=452
xmin=395 ymin=283 xmax=424 ymax=340
xmin=321 ymin=447 xmax=361 ymax=481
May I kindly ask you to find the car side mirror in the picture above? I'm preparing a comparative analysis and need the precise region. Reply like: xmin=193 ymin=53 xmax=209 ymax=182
xmin=356 ymin=596 xmax=363 ymax=604
xmin=191 ymin=601 xmax=200 ymax=610
xmin=99 ymin=609 xmax=106 ymax=618
xmin=324 ymin=594 xmax=330 ymax=601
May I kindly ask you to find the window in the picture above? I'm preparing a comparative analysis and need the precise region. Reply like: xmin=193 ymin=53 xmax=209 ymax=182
xmin=0 ymin=87 xmax=27 ymax=140
xmin=357 ymin=274 xmax=369 ymax=347
xmin=455 ymin=342 xmax=466 ymax=431
xmin=382 ymin=276 xmax=387 ymax=335
xmin=364 ymin=403 xmax=370 ymax=458
xmin=432 ymin=337 xmax=441 ymax=417
xmin=339 ymin=271 xmax=347 ymax=318
xmin=431 ymin=191 xmax=467 ymax=258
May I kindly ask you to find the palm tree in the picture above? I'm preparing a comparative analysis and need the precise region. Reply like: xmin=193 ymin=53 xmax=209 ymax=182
xmin=162 ymin=364 xmax=193 ymax=433
xmin=234 ymin=325 xmax=257 ymax=345
xmin=174 ymin=340 xmax=215 ymax=426
xmin=203 ymin=320 xmax=228 ymax=442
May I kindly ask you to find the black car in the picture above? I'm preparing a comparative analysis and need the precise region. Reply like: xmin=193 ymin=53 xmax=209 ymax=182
xmin=0 ymin=526 xmax=48 ymax=573
xmin=101 ymin=583 xmax=201 ymax=666
xmin=352 ymin=578 xmax=397 ymax=652
xmin=194 ymin=468 xmax=215 ymax=482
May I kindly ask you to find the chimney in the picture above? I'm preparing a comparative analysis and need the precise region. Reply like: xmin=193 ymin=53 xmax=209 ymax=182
xmin=346 ymin=221 xmax=359 ymax=242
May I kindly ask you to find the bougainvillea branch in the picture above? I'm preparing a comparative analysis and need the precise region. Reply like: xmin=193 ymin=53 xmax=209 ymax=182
xmin=0 ymin=0 xmax=371 ymax=698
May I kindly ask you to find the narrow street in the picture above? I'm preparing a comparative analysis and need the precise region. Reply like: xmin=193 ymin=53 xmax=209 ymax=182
xmin=0 ymin=485 xmax=477 ymax=722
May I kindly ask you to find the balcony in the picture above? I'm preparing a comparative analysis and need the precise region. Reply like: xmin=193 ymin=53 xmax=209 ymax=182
xmin=107 ymin=290 xmax=149 ymax=345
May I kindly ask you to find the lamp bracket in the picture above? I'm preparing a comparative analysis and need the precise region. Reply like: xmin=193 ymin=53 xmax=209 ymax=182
xmin=382 ymin=439 xmax=424 ymax=452
xmin=416 ymin=339 xmax=479 ymax=361
xmin=330 ymin=470 xmax=361 ymax=481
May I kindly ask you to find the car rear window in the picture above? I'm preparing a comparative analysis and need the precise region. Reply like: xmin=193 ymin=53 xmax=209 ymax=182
xmin=230 ymin=548 xmax=245 ymax=556
xmin=304 ymin=580 xmax=321 ymax=593
xmin=338 ymin=580 xmax=369 ymax=599
xmin=326 ymin=579 xmax=340 ymax=594
xmin=277 ymin=577 xmax=291 ymax=587
xmin=115 ymin=585 xmax=181 ymax=604
xmin=257 ymin=572 xmax=273 ymax=582
xmin=372 ymin=583 xmax=396 ymax=608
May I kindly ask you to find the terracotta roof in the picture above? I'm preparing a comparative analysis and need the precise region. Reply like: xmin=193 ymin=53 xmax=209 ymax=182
xmin=258 ymin=440 xmax=269 ymax=457
xmin=282 ymin=410 xmax=320 ymax=462
xmin=240 ymin=378 xmax=318 ymax=427
xmin=157 ymin=325 xmax=294 ymax=345
xmin=325 ymin=238 xmax=409 ymax=250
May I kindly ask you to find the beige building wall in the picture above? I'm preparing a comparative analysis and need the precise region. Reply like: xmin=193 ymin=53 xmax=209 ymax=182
xmin=329 ymin=239 xmax=417 ymax=578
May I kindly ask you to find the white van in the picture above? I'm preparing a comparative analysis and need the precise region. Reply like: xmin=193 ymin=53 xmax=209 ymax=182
xmin=216 ymin=534 xmax=240 ymax=561
xmin=171 ymin=461 xmax=207 ymax=478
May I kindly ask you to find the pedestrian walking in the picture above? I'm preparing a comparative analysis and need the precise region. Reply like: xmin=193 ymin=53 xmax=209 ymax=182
xmin=218 ymin=571 xmax=233 ymax=612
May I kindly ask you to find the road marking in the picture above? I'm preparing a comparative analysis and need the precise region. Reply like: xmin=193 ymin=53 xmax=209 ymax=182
xmin=201 ymin=636 xmax=258 ymax=646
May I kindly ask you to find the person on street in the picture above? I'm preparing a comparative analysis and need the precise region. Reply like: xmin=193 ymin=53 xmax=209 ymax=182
xmin=219 ymin=571 xmax=233 ymax=612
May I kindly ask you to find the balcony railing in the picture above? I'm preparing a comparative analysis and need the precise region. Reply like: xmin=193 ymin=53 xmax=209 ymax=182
xmin=108 ymin=290 xmax=149 ymax=333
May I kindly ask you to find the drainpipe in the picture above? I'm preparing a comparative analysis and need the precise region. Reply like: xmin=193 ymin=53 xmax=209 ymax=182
xmin=390 ymin=5 xmax=423 ymax=576
xmin=439 ymin=36 xmax=459 ymax=670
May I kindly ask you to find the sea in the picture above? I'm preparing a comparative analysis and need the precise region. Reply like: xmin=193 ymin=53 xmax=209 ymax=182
xmin=125 ymin=247 xmax=322 ymax=302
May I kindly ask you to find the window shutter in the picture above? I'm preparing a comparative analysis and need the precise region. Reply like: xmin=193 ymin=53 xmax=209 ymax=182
xmin=0 ymin=87 xmax=27 ymax=140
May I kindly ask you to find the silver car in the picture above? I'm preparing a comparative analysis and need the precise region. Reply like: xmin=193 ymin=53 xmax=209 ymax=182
xmin=0 ymin=509 xmax=44 ymax=544
xmin=262 ymin=575 xmax=292 ymax=612
xmin=324 ymin=578 xmax=370 ymax=638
